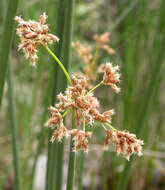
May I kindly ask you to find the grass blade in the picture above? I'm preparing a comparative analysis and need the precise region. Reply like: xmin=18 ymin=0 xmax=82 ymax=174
xmin=0 ymin=0 xmax=18 ymax=107
xmin=78 ymin=151 xmax=85 ymax=190
xmin=54 ymin=0 xmax=75 ymax=189
xmin=67 ymin=110 xmax=76 ymax=190
xmin=118 ymin=1 xmax=165 ymax=189
xmin=7 ymin=62 xmax=22 ymax=190
xmin=45 ymin=0 xmax=73 ymax=189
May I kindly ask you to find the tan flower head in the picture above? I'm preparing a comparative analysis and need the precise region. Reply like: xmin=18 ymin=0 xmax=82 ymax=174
xmin=45 ymin=106 xmax=63 ymax=128
xmin=94 ymin=109 xmax=115 ymax=123
xmin=70 ymin=129 xmax=92 ymax=152
xmin=102 ymin=62 xmax=121 ymax=93
xmin=15 ymin=13 xmax=59 ymax=66
xmin=50 ymin=125 xmax=68 ymax=143
xmin=104 ymin=130 xmax=144 ymax=161
xmin=72 ymin=41 xmax=96 ymax=88
xmin=45 ymin=106 xmax=68 ymax=142
xmin=93 ymin=32 xmax=115 ymax=55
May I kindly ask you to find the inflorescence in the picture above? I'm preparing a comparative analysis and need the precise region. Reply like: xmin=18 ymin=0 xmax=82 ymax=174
xmin=72 ymin=32 xmax=115 ymax=89
xmin=15 ymin=13 xmax=144 ymax=161
xmin=14 ymin=13 xmax=59 ymax=66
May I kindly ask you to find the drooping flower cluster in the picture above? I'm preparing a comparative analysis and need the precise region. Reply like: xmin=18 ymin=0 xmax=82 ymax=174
xmin=72 ymin=42 xmax=96 ymax=88
xmin=56 ymin=75 xmax=114 ymax=126
xmin=15 ymin=13 xmax=59 ymax=66
xmin=70 ymin=129 xmax=92 ymax=152
xmin=45 ymin=62 xmax=143 ymax=159
xmin=72 ymin=32 xmax=115 ymax=88
xmin=45 ymin=106 xmax=68 ymax=142
xmin=45 ymin=74 xmax=115 ymax=152
xmin=102 ymin=62 xmax=121 ymax=93
xmin=14 ymin=13 xmax=143 ymax=160
xmin=93 ymin=32 xmax=115 ymax=55
xmin=104 ymin=130 xmax=144 ymax=160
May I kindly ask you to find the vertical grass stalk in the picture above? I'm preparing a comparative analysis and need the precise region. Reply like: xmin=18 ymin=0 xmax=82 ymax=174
xmin=45 ymin=0 xmax=73 ymax=189
xmin=77 ymin=117 xmax=86 ymax=190
xmin=61 ymin=0 xmax=75 ymax=189
xmin=78 ymin=150 xmax=85 ymax=190
xmin=29 ymin=64 xmax=53 ymax=189
xmin=118 ymin=1 xmax=165 ymax=189
xmin=0 ymin=0 xmax=18 ymax=107
xmin=66 ymin=110 xmax=76 ymax=190
xmin=7 ymin=63 xmax=22 ymax=190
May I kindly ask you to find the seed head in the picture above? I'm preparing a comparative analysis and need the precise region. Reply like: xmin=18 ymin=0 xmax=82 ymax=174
xmin=104 ymin=130 xmax=144 ymax=161
xmin=15 ymin=13 xmax=59 ymax=66
xmin=45 ymin=106 xmax=63 ymax=128
xmin=93 ymin=32 xmax=115 ymax=55
xmin=94 ymin=109 xmax=115 ymax=123
xmin=72 ymin=41 xmax=96 ymax=88
xmin=102 ymin=62 xmax=121 ymax=93
xmin=50 ymin=126 xmax=68 ymax=143
xmin=70 ymin=129 xmax=92 ymax=152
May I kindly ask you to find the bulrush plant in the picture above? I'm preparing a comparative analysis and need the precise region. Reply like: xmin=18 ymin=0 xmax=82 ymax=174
xmin=15 ymin=13 xmax=144 ymax=188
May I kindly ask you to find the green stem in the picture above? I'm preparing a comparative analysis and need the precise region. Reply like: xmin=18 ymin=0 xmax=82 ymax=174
xmin=45 ymin=1 xmax=69 ymax=189
xmin=66 ymin=109 xmax=76 ymax=190
xmin=118 ymin=1 xmax=165 ymax=189
xmin=30 ymin=64 xmax=53 ymax=190
xmin=87 ymin=81 xmax=103 ymax=96
xmin=62 ymin=109 xmax=71 ymax=118
xmin=78 ymin=117 xmax=86 ymax=190
xmin=101 ymin=151 xmax=108 ymax=190
xmin=44 ymin=46 xmax=72 ymax=86
xmin=83 ymin=116 xmax=86 ymax=131
xmin=0 ymin=0 xmax=18 ymax=107
xmin=105 ymin=123 xmax=117 ymax=132
xmin=78 ymin=151 xmax=85 ymax=190
xmin=47 ymin=0 xmax=75 ymax=189
xmin=93 ymin=47 xmax=99 ymax=63
xmin=7 ymin=64 xmax=22 ymax=190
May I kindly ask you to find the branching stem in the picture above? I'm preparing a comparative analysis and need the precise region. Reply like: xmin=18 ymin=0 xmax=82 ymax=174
xmin=87 ymin=81 xmax=103 ymax=96
xmin=62 ymin=109 xmax=71 ymax=118
xmin=105 ymin=122 xmax=117 ymax=131
xmin=44 ymin=46 xmax=72 ymax=86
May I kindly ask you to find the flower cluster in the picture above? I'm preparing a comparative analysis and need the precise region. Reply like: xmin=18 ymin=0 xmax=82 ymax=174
xmin=102 ymin=62 xmax=121 ymax=93
xmin=45 ymin=66 xmax=143 ymax=159
xmin=45 ymin=107 xmax=68 ymax=142
xmin=15 ymin=13 xmax=143 ymax=160
xmin=70 ymin=129 xmax=92 ymax=152
xmin=45 ymin=74 xmax=114 ymax=152
xmin=104 ymin=130 xmax=144 ymax=160
xmin=93 ymin=32 xmax=115 ymax=55
xmin=72 ymin=32 xmax=115 ymax=88
xmin=15 ymin=13 xmax=59 ymax=66
xmin=56 ymin=75 xmax=114 ymax=126
xmin=72 ymin=42 xmax=96 ymax=88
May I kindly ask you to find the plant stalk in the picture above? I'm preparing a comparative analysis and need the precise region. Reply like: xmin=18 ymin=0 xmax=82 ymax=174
xmin=0 ymin=0 xmax=18 ymax=107
xmin=7 ymin=63 xmax=22 ymax=190
xmin=66 ymin=110 xmax=76 ymax=190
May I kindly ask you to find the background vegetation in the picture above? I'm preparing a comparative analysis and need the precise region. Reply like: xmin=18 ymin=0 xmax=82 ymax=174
xmin=0 ymin=0 xmax=165 ymax=189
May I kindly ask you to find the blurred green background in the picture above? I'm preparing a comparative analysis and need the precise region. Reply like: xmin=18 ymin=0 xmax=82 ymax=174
xmin=0 ymin=0 xmax=165 ymax=189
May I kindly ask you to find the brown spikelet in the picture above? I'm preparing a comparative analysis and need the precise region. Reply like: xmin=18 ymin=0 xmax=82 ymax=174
xmin=15 ymin=13 xmax=59 ymax=66
xmin=104 ymin=130 xmax=144 ymax=161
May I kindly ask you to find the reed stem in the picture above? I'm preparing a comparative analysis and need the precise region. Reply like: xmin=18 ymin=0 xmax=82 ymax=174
xmin=118 ymin=1 xmax=165 ymax=189
xmin=66 ymin=109 xmax=76 ymax=190
xmin=44 ymin=46 xmax=72 ymax=86
xmin=78 ymin=117 xmax=86 ymax=190
xmin=7 ymin=63 xmax=22 ymax=190
xmin=78 ymin=151 xmax=85 ymax=190
xmin=87 ymin=81 xmax=103 ymax=96
xmin=0 ymin=0 xmax=18 ymax=107
xmin=53 ymin=0 xmax=75 ymax=189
